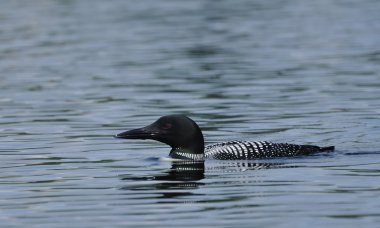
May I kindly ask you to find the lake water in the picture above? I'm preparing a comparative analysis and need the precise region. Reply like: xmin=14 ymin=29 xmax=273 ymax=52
xmin=1 ymin=0 xmax=380 ymax=227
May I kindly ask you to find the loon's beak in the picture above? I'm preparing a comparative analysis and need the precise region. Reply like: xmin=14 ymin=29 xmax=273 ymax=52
xmin=115 ymin=126 xmax=157 ymax=140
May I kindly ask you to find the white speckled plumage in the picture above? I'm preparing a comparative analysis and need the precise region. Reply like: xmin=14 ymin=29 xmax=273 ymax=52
xmin=204 ymin=141 xmax=305 ymax=160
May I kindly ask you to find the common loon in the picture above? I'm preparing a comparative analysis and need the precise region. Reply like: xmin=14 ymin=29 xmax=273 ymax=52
xmin=115 ymin=115 xmax=335 ymax=160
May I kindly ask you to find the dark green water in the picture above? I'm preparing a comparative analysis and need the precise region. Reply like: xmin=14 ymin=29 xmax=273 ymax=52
xmin=1 ymin=0 xmax=380 ymax=227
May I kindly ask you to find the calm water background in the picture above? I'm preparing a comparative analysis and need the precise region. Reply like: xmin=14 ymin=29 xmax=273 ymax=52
xmin=1 ymin=0 xmax=380 ymax=227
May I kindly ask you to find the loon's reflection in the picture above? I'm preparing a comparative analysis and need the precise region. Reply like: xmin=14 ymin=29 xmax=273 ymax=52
xmin=119 ymin=161 xmax=206 ymax=198
xmin=119 ymin=160 xmax=295 ymax=199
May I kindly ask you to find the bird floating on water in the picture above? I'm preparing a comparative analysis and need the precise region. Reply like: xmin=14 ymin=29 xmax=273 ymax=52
xmin=115 ymin=115 xmax=334 ymax=160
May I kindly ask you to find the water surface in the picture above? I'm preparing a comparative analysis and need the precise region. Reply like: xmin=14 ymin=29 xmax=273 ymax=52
xmin=1 ymin=0 xmax=380 ymax=227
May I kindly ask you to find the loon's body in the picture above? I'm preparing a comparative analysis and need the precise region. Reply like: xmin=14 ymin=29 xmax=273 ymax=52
xmin=115 ymin=115 xmax=334 ymax=161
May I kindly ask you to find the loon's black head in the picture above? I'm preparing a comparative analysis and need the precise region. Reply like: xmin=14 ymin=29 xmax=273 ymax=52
xmin=115 ymin=115 xmax=205 ymax=159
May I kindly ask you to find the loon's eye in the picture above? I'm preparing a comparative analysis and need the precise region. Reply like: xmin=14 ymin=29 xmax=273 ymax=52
xmin=161 ymin=123 xmax=173 ymax=130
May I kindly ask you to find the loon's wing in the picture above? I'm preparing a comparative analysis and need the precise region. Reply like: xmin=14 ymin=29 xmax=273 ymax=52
xmin=205 ymin=141 xmax=334 ymax=160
